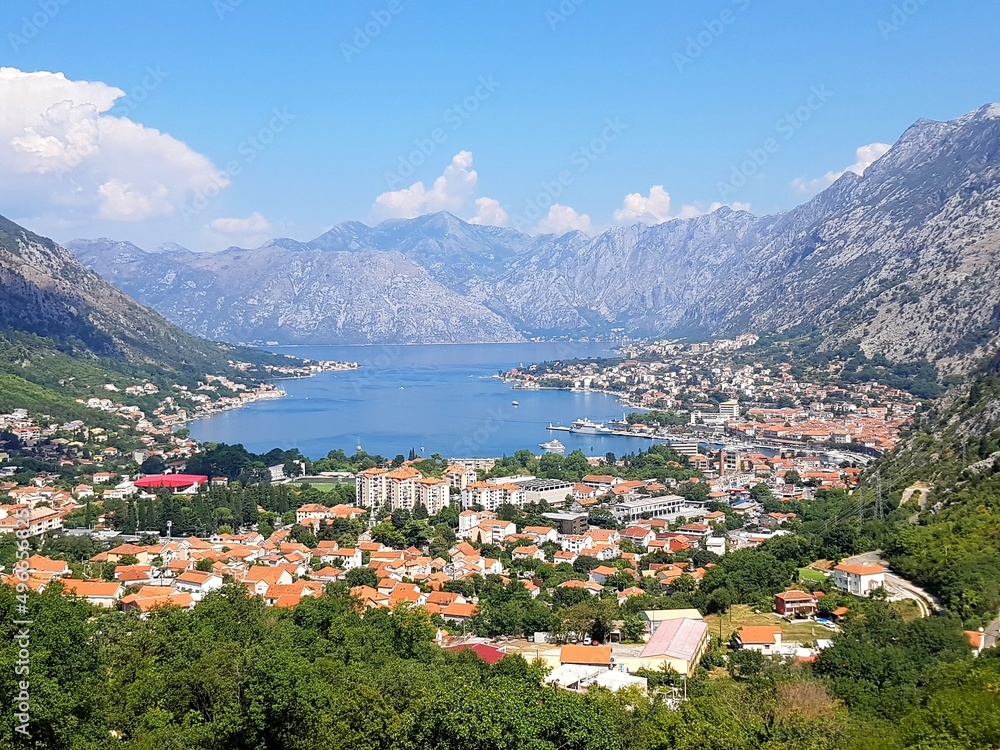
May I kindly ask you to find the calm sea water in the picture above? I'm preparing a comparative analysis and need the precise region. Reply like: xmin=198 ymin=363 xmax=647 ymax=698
xmin=188 ymin=342 xmax=661 ymax=460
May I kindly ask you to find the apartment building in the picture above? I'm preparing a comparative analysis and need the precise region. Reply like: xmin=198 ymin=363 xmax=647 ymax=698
xmin=461 ymin=481 xmax=527 ymax=511
xmin=355 ymin=466 xmax=451 ymax=514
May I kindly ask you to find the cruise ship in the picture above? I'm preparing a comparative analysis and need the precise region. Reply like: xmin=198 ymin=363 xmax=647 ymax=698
xmin=539 ymin=439 xmax=566 ymax=453
xmin=570 ymin=418 xmax=614 ymax=435
xmin=606 ymin=414 xmax=631 ymax=431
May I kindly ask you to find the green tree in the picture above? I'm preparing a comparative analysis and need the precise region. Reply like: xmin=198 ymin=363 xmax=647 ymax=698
xmin=372 ymin=521 xmax=406 ymax=548
xmin=139 ymin=455 xmax=167 ymax=475
xmin=345 ymin=567 xmax=379 ymax=588
xmin=728 ymin=648 xmax=765 ymax=680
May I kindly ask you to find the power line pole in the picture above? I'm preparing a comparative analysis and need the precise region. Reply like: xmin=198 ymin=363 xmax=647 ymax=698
xmin=875 ymin=470 xmax=883 ymax=521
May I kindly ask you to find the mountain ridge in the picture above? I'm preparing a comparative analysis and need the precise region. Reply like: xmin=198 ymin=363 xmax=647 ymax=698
xmin=0 ymin=214 xmax=299 ymax=426
xmin=67 ymin=104 xmax=1000 ymax=370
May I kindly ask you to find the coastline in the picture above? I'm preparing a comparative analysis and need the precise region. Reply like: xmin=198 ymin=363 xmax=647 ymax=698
xmin=178 ymin=362 xmax=359 ymax=427
xmin=505 ymin=379 xmax=650 ymax=412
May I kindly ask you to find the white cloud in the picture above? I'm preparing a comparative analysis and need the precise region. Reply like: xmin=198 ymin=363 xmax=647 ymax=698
xmin=204 ymin=212 xmax=275 ymax=249
xmin=535 ymin=204 xmax=592 ymax=234
xmin=469 ymin=197 xmax=508 ymax=226
xmin=0 ymin=67 xmax=227 ymax=227
xmin=372 ymin=151 xmax=506 ymax=224
xmin=791 ymin=142 xmax=892 ymax=194
xmin=614 ymin=185 xmax=679 ymax=224
xmin=98 ymin=179 xmax=172 ymax=221
xmin=613 ymin=185 xmax=750 ymax=226
xmin=209 ymin=212 xmax=273 ymax=236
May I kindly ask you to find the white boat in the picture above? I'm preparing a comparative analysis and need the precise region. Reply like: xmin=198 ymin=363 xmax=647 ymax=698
xmin=511 ymin=400 xmax=519 ymax=406
xmin=539 ymin=439 xmax=565 ymax=452
xmin=570 ymin=418 xmax=613 ymax=435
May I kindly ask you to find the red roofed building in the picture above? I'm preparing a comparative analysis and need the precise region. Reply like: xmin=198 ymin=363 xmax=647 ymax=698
xmin=735 ymin=625 xmax=782 ymax=653
xmin=134 ymin=474 xmax=208 ymax=491
xmin=774 ymin=590 xmax=818 ymax=618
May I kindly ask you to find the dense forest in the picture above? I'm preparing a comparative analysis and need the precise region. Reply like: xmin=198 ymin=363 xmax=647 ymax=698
xmin=1 ymin=583 xmax=997 ymax=750
xmin=879 ymin=357 xmax=1000 ymax=626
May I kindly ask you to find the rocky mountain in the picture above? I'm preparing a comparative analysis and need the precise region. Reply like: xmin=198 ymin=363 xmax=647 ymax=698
xmin=309 ymin=212 xmax=532 ymax=294
xmin=69 ymin=104 xmax=1000 ymax=370
xmin=0 ymin=214 xmax=301 ymax=425
xmin=0 ymin=214 xmax=257 ymax=378
xmin=68 ymin=237 xmax=522 ymax=345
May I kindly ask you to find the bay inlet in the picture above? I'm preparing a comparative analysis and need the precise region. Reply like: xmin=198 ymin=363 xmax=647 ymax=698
xmin=189 ymin=342 xmax=659 ymax=459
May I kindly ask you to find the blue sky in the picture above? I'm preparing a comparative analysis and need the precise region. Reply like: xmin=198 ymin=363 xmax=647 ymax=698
xmin=2 ymin=0 xmax=998 ymax=249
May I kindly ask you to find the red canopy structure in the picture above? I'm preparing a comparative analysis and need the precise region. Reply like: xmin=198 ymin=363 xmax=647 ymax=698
xmin=133 ymin=474 xmax=208 ymax=489
xmin=444 ymin=643 xmax=506 ymax=665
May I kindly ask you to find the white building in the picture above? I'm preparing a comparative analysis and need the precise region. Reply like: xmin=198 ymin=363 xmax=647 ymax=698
xmin=461 ymin=481 xmax=527 ymax=511
xmin=0 ymin=506 xmax=64 ymax=537
xmin=559 ymin=534 xmax=594 ymax=555
xmin=515 ymin=478 xmax=575 ymax=507
xmin=414 ymin=476 xmax=450 ymax=515
xmin=719 ymin=399 xmax=740 ymax=419
xmin=173 ymin=570 xmax=224 ymax=600
xmin=458 ymin=509 xmax=496 ymax=539
xmin=706 ymin=536 xmax=727 ymax=556
xmin=735 ymin=626 xmax=783 ymax=654
xmin=832 ymin=563 xmax=886 ymax=597
xmin=443 ymin=464 xmax=478 ymax=490
xmin=356 ymin=468 xmax=389 ymax=508
xmin=612 ymin=494 xmax=686 ymax=523
xmin=319 ymin=547 xmax=362 ymax=570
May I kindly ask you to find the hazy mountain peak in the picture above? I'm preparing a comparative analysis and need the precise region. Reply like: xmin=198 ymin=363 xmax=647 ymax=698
xmin=155 ymin=241 xmax=192 ymax=254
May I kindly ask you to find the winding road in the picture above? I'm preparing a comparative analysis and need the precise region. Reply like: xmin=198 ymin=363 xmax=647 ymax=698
xmin=986 ymin=614 xmax=1000 ymax=649
xmin=844 ymin=551 xmax=945 ymax=618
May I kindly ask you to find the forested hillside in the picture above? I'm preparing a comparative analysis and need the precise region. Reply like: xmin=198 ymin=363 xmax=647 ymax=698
xmin=3 ymin=582 xmax=999 ymax=750
xmin=880 ymin=353 xmax=1000 ymax=625
xmin=0 ymin=215 xmax=301 ymax=425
